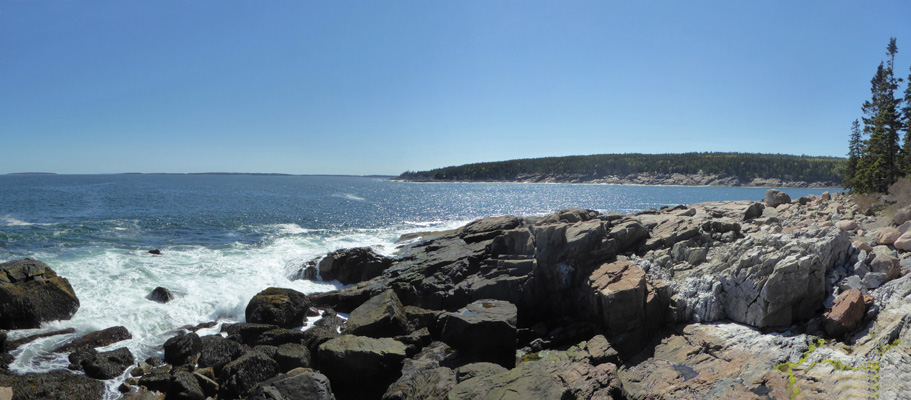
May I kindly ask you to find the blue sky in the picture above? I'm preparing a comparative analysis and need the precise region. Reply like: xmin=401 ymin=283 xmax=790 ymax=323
xmin=2 ymin=1 xmax=910 ymax=175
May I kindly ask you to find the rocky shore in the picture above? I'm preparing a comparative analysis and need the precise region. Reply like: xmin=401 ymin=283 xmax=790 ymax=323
xmin=399 ymin=171 xmax=840 ymax=188
xmin=6 ymin=189 xmax=911 ymax=399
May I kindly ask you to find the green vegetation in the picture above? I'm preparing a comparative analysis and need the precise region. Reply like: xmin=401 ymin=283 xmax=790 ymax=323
xmin=399 ymin=152 xmax=844 ymax=184
xmin=845 ymin=37 xmax=911 ymax=194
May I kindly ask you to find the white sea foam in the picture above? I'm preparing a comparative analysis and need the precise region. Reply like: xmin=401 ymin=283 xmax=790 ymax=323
xmin=8 ymin=223 xmax=446 ymax=399
xmin=0 ymin=215 xmax=54 ymax=226
xmin=332 ymin=193 xmax=366 ymax=201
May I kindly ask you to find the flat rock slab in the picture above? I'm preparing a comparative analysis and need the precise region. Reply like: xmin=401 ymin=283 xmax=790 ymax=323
xmin=317 ymin=334 xmax=407 ymax=400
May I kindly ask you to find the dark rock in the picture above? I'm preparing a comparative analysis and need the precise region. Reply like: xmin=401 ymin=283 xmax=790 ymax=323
xmin=245 ymin=287 xmax=311 ymax=328
xmin=254 ymin=328 xmax=308 ymax=347
xmin=382 ymin=341 xmax=457 ymax=400
xmin=146 ymin=287 xmax=174 ymax=303
xmin=394 ymin=328 xmax=432 ymax=357
xmin=440 ymin=299 xmax=517 ymax=368
xmin=309 ymin=284 xmax=385 ymax=313
xmin=138 ymin=370 xmax=171 ymax=393
xmin=274 ymin=343 xmax=312 ymax=372
xmin=247 ymin=371 xmax=335 ymax=400
xmin=404 ymin=306 xmax=444 ymax=337
xmin=0 ymin=331 xmax=5 ymax=352
xmin=218 ymin=351 xmax=280 ymax=399
xmin=346 ymin=289 xmax=410 ymax=338
xmin=8 ymin=328 xmax=75 ymax=351
xmin=537 ymin=209 xmax=599 ymax=225
xmin=164 ymin=332 xmax=202 ymax=366
xmin=198 ymin=335 xmax=246 ymax=374
xmin=0 ymin=369 xmax=105 ymax=400
xmin=145 ymin=356 xmax=165 ymax=367
xmin=222 ymin=323 xmax=280 ymax=345
xmin=824 ymin=289 xmax=866 ymax=338
xmin=743 ymin=202 xmax=765 ymax=220
xmin=149 ymin=249 xmax=162 ymax=255
xmin=193 ymin=370 xmax=219 ymax=398
xmin=254 ymin=344 xmax=278 ymax=359
xmin=83 ymin=347 xmax=134 ymax=380
xmin=317 ymin=248 xmax=393 ymax=285
xmin=177 ymin=321 xmax=217 ymax=332
xmin=0 ymin=259 xmax=80 ymax=329
xmin=67 ymin=347 xmax=97 ymax=371
xmin=168 ymin=370 xmax=206 ymax=400
xmin=300 ymin=314 xmax=346 ymax=355
xmin=54 ymin=326 xmax=132 ymax=353
xmin=764 ymin=189 xmax=791 ymax=207
xmin=317 ymin=334 xmax=407 ymax=400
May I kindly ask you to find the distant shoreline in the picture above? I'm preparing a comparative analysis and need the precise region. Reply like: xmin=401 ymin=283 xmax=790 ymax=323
xmin=4 ymin=172 xmax=396 ymax=178
xmin=394 ymin=171 xmax=842 ymax=189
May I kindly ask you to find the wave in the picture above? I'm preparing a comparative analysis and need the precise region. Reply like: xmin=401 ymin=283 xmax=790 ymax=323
xmin=332 ymin=193 xmax=366 ymax=201
xmin=0 ymin=215 xmax=55 ymax=226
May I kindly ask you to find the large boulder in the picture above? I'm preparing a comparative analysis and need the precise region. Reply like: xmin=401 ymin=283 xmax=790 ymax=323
xmin=894 ymin=231 xmax=911 ymax=251
xmin=440 ymin=299 xmax=517 ymax=368
xmin=218 ymin=351 xmax=280 ymax=399
xmin=245 ymin=287 xmax=311 ymax=328
xmin=317 ymin=335 xmax=407 ymax=400
xmin=764 ymin=189 xmax=791 ymax=207
xmin=876 ymin=227 xmax=903 ymax=245
xmin=743 ymin=202 xmax=765 ymax=220
xmin=54 ymin=326 xmax=132 ymax=353
xmin=247 ymin=371 xmax=335 ymax=400
xmin=317 ymin=248 xmax=393 ymax=284
xmin=586 ymin=260 xmax=666 ymax=357
xmin=81 ymin=347 xmax=135 ymax=380
xmin=0 ymin=259 xmax=80 ymax=329
xmin=163 ymin=332 xmax=202 ymax=366
xmin=168 ymin=370 xmax=206 ymax=400
xmin=0 ymin=370 xmax=104 ymax=400
xmin=346 ymin=289 xmax=410 ymax=338
xmin=824 ymin=289 xmax=866 ymax=338
xmin=146 ymin=287 xmax=175 ymax=303
xmin=198 ymin=334 xmax=247 ymax=374
xmin=273 ymin=343 xmax=312 ymax=372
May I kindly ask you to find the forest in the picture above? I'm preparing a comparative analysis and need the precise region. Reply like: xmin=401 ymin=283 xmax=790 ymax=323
xmin=398 ymin=152 xmax=845 ymax=184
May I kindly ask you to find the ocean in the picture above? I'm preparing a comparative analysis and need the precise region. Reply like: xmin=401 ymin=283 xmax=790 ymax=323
xmin=0 ymin=174 xmax=834 ymax=397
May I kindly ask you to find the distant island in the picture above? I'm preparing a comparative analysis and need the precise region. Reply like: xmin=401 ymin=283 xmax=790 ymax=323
xmin=397 ymin=152 xmax=845 ymax=188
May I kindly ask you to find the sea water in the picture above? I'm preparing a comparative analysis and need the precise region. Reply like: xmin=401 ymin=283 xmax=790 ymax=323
xmin=0 ymin=174 xmax=833 ymax=397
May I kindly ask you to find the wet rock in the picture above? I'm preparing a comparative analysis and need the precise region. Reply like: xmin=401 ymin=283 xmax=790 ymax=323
xmin=318 ymin=248 xmax=393 ymax=285
xmin=163 ymin=332 xmax=201 ymax=366
xmin=247 ymin=371 xmax=335 ymax=400
xmin=218 ymin=351 xmax=280 ymax=399
xmin=222 ymin=323 xmax=280 ymax=346
xmin=148 ymin=249 xmax=162 ymax=255
xmin=764 ymin=189 xmax=791 ymax=207
xmin=246 ymin=287 xmax=311 ymax=328
xmin=0 ymin=259 xmax=80 ymax=329
xmin=80 ymin=347 xmax=134 ymax=380
xmin=0 ymin=370 xmax=104 ymax=400
xmin=146 ymin=287 xmax=174 ymax=303
xmin=54 ymin=325 xmax=132 ymax=353
xmin=824 ymin=289 xmax=865 ymax=338
xmin=317 ymin=335 xmax=407 ymax=400
xmin=198 ymin=334 xmax=246 ymax=374
xmin=168 ymin=370 xmax=205 ymax=400
xmin=346 ymin=289 xmax=410 ymax=338
xmin=274 ymin=343 xmax=311 ymax=372
xmin=7 ymin=328 xmax=75 ymax=351
xmin=300 ymin=314 xmax=346 ymax=356
xmin=441 ymin=299 xmax=518 ymax=368
xmin=138 ymin=369 xmax=171 ymax=393
xmin=254 ymin=328 xmax=308 ymax=347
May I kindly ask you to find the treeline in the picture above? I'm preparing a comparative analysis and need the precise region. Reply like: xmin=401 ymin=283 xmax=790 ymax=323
xmin=845 ymin=38 xmax=911 ymax=194
xmin=398 ymin=152 xmax=845 ymax=183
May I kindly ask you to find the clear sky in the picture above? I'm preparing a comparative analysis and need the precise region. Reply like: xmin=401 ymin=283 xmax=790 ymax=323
xmin=2 ymin=1 xmax=910 ymax=175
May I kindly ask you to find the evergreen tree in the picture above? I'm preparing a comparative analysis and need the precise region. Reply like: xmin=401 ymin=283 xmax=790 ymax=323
xmin=902 ymin=64 xmax=911 ymax=175
xmin=845 ymin=119 xmax=863 ymax=189
xmin=857 ymin=39 xmax=903 ymax=193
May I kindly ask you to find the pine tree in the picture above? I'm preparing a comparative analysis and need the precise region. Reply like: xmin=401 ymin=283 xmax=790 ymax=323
xmin=845 ymin=119 xmax=863 ymax=189
xmin=902 ymin=63 xmax=911 ymax=175
xmin=857 ymin=39 xmax=903 ymax=193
